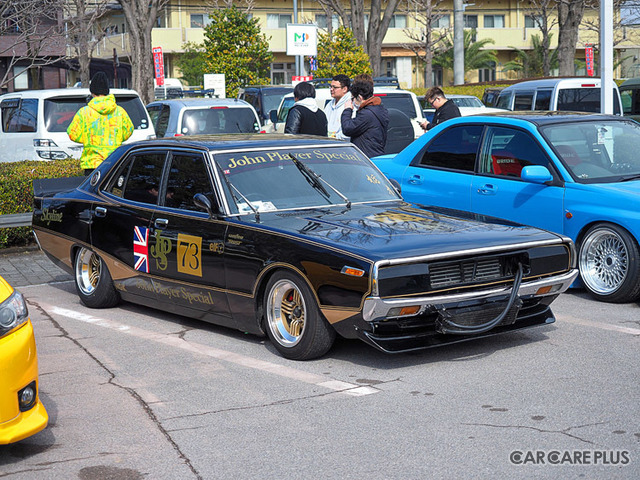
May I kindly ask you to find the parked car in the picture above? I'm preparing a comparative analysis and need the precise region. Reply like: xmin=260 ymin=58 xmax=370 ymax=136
xmin=0 ymin=88 xmax=155 ymax=163
xmin=146 ymin=98 xmax=262 ymax=137
xmin=482 ymin=87 xmax=505 ymax=108
xmin=32 ymin=135 xmax=577 ymax=360
xmin=238 ymin=85 xmax=294 ymax=127
xmin=371 ymin=112 xmax=640 ymax=303
xmin=0 ymin=275 xmax=48 ymax=444
xmin=422 ymin=94 xmax=506 ymax=121
xmin=495 ymin=78 xmax=623 ymax=114
xmin=619 ymin=77 xmax=640 ymax=122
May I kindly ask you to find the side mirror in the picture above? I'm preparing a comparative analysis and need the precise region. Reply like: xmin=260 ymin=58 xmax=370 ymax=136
xmin=521 ymin=165 xmax=553 ymax=184
xmin=193 ymin=193 xmax=214 ymax=218
xmin=269 ymin=109 xmax=278 ymax=124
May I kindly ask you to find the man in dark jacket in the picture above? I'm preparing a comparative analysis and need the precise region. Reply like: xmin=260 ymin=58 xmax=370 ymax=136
xmin=284 ymin=82 xmax=328 ymax=135
xmin=419 ymin=86 xmax=461 ymax=131
xmin=341 ymin=77 xmax=389 ymax=158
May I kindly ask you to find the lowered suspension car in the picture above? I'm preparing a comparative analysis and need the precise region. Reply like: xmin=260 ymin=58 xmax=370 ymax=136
xmin=33 ymin=135 xmax=577 ymax=360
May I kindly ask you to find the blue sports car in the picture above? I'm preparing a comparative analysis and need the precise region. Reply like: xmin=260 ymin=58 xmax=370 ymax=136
xmin=372 ymin=112 xmax=640 ymax=303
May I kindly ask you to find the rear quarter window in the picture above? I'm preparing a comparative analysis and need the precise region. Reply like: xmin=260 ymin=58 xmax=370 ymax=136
xmin=115 ymin=95 xmax=150 ymax=130
xmin=1 ymin=98 xmax=38 ymax=133
xmin=375 ymin=93 xmax=417 ymax=118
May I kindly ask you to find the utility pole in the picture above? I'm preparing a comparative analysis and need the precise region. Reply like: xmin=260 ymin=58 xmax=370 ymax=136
xmin=600 ymin=0 xmax=613 ymax=114
xmin=453 ymin=0 xmax=464 ymax=85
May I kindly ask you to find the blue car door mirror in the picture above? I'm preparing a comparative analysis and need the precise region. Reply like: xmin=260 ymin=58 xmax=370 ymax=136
xmin=521 ymin=165 xmax=553 ymax=184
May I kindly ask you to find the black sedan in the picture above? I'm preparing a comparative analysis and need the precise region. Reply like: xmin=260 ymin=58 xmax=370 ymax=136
xmin=33 ymin=135 xmax=578 ymax=360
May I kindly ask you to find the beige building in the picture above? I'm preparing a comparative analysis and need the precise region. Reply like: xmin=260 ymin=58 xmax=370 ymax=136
xmin=86 ymin=1 xmax=640 ymax=89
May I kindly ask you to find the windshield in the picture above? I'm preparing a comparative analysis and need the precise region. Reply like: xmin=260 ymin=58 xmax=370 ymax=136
xmin=180 ymin=107 xmax=259 ymax=135
xmin=44 ymin=95 xmax=150 ymax=132
xmin=540 ymin=119 xmax=640 ymax=183
xmin=264 ymin=90 xmax=292 ymax=115
xmin=451 ymin=97 xmax=484 ymax=108
xmin=213 ymin=146 xmax=400 ymax=214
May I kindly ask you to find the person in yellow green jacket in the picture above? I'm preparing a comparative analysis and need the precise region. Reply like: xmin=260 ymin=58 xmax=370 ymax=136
xmin=68 ymin=72 xmax=134 ymax=175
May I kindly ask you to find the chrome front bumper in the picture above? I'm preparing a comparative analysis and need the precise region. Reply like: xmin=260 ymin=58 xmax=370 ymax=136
xmin=362 ymin=269 xmax=579 ymax=323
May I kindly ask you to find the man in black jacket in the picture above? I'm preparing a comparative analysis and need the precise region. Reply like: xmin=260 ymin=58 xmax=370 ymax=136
xmin=284 ymin=82 xmax=328 ymax=135
xmin=341 ymin=77 xmax=389 ymax=158
xmin=419 ymin=87 xmax=461 ymax=131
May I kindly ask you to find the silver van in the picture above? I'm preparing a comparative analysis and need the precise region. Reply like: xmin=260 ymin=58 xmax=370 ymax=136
xmin=0 ymin=88 xmax=155 ymax=163
xmin=495 ymin=78 xmax=623 ymax=115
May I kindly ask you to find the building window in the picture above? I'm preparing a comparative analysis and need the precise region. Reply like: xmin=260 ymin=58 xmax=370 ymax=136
xmin=267 ymin=14 xmax=292 ymax=29
xmin=483 ymin=15 xmax=504 ymax=28
xmin=464 ymin=15 xmax=478 ymax=28
xmin=478 ymin=62 xmax=496 ymax=82
xmin=525 ymin=15 xmax=542 ymax=28
xmin=316 ymin=14 xmax=339 ymax=30
xmin=389 ymin=15 xmax=407 ymax=29
xmin=385 ymin=59 xmax=396 ymax=77
xmin=190 ymin=14 xmax=212 ymax=29
xmin=433 ymin=15 xmax=450 ymax=29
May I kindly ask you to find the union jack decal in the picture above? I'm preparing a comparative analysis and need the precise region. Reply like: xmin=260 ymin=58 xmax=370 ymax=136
xmin=133 ymin=226 xmax=149 ymax=273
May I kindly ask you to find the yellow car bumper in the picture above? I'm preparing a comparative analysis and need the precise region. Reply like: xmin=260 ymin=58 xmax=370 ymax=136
xmin=0 ymin=320 xmax=48 ymax=444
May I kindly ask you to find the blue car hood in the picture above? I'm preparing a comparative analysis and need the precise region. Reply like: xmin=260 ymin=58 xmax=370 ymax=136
xmin=254 ymin=202 xmax=564 ymax=262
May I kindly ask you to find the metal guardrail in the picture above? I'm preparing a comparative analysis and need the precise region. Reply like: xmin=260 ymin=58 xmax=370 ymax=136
xmin=0 ymin=213 xmax=32 ymax=228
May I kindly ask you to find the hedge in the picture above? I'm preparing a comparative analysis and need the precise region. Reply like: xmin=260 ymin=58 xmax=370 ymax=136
xmin=0 ymin=158 xmax=82 ymax=249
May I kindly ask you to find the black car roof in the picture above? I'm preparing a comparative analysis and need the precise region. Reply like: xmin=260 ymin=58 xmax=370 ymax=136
xmin=132 ymin=134 xmax=346 ymax=152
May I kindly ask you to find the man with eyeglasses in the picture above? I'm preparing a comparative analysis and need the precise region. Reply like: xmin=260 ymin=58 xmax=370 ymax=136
xmin=419 ymin=86 xmax=461 ymax=131
xmin=326 ymin=74 xmax=351 ymax=140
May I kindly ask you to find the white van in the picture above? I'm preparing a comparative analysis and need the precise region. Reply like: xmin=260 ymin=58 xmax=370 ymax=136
xmin=0 ymin=88 xmax=155 ymax=163
xmin=495 ymin=77 xmax=623 ymax=114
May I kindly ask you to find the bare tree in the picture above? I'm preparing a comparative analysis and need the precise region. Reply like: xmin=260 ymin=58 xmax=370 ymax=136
xmin=557 ymin=0 xmax=586 ymax=76
xmin=116 ymin=0 xmax=170 ymax=104
xmin=0 ymin=0 xmax=66 ymax=90
xmin=520 ymin=0 xmax=558 ymax=76
xmin=205 ymin=0 xmax=256 ymax=11
xmin=317 ymin=0 xmax=404 ymax=76
xmin=402 ymin=0 xmax=450 ymax=87
xmin=64 ymin=0 xmax=111 ymax=87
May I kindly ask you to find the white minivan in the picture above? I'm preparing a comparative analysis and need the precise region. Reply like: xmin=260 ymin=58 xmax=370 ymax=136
xmin=0 ymin=88 xmax=155 ymax=163
xmin=495 ymin=77 xmax=623 ymax=114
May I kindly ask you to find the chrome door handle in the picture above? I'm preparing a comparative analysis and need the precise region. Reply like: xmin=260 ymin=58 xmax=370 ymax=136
xmin=154 ymin=218 xmax=168 ymax=228
xmin=408 ymin=174 xmax=423 ymax=185
xmin=94 ymin=207 xmax=107 ymax=217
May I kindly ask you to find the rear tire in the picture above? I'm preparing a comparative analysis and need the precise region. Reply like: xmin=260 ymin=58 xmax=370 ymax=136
xmin=74 ymin=247 xmax=120 ymax=308
xmin=263 ymin=271 xmax=335 ymax=360
xmin=578 ymin=223 xmax=640 ymax=303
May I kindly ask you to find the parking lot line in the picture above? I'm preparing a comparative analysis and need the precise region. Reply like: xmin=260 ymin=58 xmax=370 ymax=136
xmin=557 ymin=313 xmax=640 ymax=336
xmin=40 ymin=304 xmax=379 ymax=397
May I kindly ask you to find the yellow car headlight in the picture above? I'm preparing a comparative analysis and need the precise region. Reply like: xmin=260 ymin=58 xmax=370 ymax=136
xmin=0 ymin=291 xmax=28 ymax=337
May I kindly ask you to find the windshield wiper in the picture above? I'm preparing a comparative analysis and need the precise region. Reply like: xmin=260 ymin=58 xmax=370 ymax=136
xmin=288 ymin=153 xmax=351 ymax=209
xmin=226 ymin=179 xmax=260 ymax=222
xmin=620 ymin=174 xmax=640 ymax=182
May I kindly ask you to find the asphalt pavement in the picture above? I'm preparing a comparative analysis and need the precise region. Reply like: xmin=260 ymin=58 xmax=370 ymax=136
xmin=0 ymin=247 xmax=73 ymax=287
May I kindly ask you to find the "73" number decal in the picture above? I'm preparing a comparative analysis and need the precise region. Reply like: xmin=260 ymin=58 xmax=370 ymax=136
xmin=177 ymin=234 xmax=202 ymax=277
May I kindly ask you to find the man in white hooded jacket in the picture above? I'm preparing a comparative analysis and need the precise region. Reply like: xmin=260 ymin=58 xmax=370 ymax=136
xmin=325 ymin=74 xmax=351 ymax=140
xmin=284 ymin=82 xmax=327 ymax=135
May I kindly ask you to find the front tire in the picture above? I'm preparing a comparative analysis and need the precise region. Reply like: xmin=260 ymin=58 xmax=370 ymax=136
xmin=74 ymin=247 xmax=120 ymax=308
xmin=578 ymin=223 xmax=640 ymax=303
xmin=264 ymin=271 xmax=336 ymax=360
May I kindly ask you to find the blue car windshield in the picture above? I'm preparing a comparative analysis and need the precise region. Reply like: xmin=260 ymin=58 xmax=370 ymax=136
xmin=212 ymin=146 xmax=400 ymax=214
xmin=540 ymin=119 xmax=640 ymax=183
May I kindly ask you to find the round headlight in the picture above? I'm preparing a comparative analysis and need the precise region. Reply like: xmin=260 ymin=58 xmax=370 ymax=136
xmin=0 ymin=305 xmax=17 ymax=328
